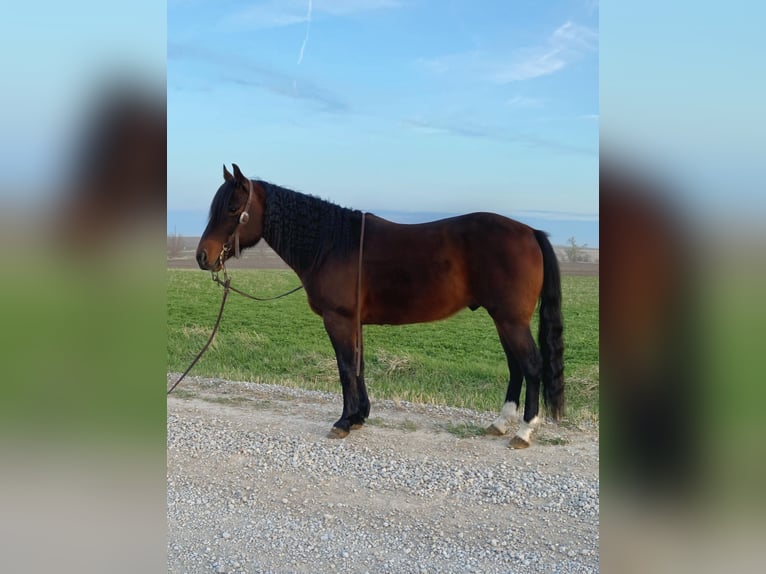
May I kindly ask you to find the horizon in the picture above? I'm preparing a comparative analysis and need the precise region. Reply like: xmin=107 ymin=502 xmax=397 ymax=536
xmin=168 ymin=207 xmax=599 ymax=249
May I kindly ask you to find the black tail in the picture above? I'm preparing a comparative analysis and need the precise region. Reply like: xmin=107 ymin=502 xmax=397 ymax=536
xmin=533 ymin=229 xmax=565 ymax=421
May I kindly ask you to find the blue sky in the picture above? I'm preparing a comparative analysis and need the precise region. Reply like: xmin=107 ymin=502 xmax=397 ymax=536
xmin=168 ymin=0 xmax=598 ymax=246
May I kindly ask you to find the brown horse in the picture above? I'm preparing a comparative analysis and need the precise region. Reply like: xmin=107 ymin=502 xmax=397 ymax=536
xmin=196 ymin=164 xmax=564 ymax=448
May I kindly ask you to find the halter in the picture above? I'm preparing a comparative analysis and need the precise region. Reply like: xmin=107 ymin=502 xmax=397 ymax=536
xmin=234 ymin=177 xmax=254 ymax=258
xmin=219 ymin=177 xmax=254 ymax=265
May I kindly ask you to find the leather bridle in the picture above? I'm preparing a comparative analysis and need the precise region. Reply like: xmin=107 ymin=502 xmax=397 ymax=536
xmin=218 ymin=177 xmax=254 ymax=266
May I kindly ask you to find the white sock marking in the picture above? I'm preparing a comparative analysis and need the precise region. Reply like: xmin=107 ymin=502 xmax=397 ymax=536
xmin=490 ymin=401 xmax=518 ymax=434
xmin=514 ymin=416 xmax=540 ymax=443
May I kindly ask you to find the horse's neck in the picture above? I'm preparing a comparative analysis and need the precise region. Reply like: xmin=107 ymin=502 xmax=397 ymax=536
xmin=261 ymin=186 xmax=311 ymax=276
xmin=260 ymin=183 xmax=357 ymax=277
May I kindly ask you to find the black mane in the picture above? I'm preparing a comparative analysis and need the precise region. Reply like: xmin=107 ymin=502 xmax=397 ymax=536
xmin=259 ymin=181 xmax=362 ymax=273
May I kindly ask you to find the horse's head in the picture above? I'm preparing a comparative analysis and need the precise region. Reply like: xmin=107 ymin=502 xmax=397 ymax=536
xmin=196 ymin=164 xmax=265 ymax=271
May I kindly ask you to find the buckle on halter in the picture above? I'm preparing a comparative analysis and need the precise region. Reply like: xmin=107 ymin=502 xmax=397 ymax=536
xmin=211 ymin=266 xmax=229 ymax=284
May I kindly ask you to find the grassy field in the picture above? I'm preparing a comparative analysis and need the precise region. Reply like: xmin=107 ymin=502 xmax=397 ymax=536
xmin=168 ymin=269 xmax=598 ymax=421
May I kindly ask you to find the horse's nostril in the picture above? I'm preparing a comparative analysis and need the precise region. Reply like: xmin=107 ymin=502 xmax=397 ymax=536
xmin=196 ymin=250 xmax=207 ymax=269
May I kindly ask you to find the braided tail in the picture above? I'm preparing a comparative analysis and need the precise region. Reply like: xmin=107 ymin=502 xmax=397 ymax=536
xmin=533 ymin=229 xmax=565 ymax=420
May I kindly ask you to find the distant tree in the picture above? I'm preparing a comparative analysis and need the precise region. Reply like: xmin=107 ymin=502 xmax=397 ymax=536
xmin=566 ymin=236 xmax=590 ymax=262
xmin=168 ymin=227 xmax=183 ymax=259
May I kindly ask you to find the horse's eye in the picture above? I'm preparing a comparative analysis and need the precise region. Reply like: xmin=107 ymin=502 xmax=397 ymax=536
xmin=228 ymin=203 xmax=239 ymax=213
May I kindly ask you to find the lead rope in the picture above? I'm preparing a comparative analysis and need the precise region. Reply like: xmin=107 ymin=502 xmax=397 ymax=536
xmin=170 ymin=187 xmax=355 ymax=393
xmin=168 ymin=270 xmax=304 ymax=395
xmin=212 ymin=275 xmax=303 ymax=301
xmin=355 ymin=212 xmax=367 ymax=377
xmin=167 ymin=276 xmax=231 ymax=395
xmin=169 ymin=177 xmax=296 ymax=395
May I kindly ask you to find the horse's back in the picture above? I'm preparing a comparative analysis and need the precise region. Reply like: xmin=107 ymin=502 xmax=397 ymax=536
xmin=368 ymin=211 xmax=535 ymax=250
xmin=454 ymin=212 xmax=543 ymax=269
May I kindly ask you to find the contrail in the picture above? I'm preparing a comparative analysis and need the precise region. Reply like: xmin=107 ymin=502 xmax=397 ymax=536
xmin=297 ymin=0 xmax=313 ymax=65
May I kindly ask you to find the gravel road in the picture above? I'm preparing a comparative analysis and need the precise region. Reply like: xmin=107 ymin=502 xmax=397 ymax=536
xmin=167 ymin=376 xmax=599 ymax=573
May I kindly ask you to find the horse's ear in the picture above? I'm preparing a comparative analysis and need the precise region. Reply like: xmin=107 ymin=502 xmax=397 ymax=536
xmin=232 ymin=163 xmax=245 ymax=182
xmin=223 ymin=164 xmax=233 ymax=182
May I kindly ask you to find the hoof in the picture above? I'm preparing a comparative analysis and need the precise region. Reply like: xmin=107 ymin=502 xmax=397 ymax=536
xmin=350 ymin=423 xmax=364 ymax=430
xmin=485 ymin=423 xmax=507 ymax=436
xmin=508 ymin=436 xmax=531 ymax=449
xmin=328 ymin=426 xmax=349 ymax=439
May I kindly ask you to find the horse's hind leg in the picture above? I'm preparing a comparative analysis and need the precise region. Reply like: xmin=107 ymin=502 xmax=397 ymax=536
xmin=509 ymin=358 xmax=542 ymax=449
xmin=486 ymin=337 xmax=523 ymax=436
xmin=491 ymin=320 xmax=543 ymax=448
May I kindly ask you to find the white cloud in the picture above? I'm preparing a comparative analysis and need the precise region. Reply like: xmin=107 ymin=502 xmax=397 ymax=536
xmin=314 ymin=0 xmax=401 ymax=16
xmin=225 ymin=1 xmax=306 ymax=29
xmin=506 ymin=95 xmax=546 ymax=108
xmin=552 ymin=21 xmax=598 ymax=52
xmin=492 ymin=49 xmax=566 ymax=82
xmin=227 ymin=0 xmax=400 ymax=30
xmin=420 ymin=21 xmax=597 ymax=84
xmin=401 ymin=116 xmax=597 ymax=156
xmin=493 ymin=21 xmax=597 ymax=82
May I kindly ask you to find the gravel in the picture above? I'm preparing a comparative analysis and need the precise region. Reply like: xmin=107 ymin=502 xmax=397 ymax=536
xmin=167 ymin=376 xmax=599 ymax=573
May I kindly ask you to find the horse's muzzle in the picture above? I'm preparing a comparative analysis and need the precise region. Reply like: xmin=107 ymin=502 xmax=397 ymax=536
xmin=196 ymin=249 xmax=209 ymax=270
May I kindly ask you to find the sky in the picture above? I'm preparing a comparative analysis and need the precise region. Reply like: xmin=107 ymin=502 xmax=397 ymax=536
xmin=169 ymin=0 xmax=600 ymax=246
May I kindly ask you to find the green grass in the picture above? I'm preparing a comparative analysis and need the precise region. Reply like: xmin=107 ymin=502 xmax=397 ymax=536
xmin=167 ymin=269 xmax=598 ymax=420
xmin=537 ymin=436 xmax=570 ymax=446
xmin=443 ymin=422 xmax=488 ymax=439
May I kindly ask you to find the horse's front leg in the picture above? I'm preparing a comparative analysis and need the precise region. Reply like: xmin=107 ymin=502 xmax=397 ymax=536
xmin=323 ymin=312 xmax=367 ymax=438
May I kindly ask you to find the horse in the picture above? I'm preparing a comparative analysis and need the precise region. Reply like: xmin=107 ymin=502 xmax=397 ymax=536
xmin=196 ymin=164 xmax=564 ymax=448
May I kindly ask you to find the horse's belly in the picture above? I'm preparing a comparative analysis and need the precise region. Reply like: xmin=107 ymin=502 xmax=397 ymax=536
xmin=365 ymin=285 xmax=469 ymax=325
xmin=363 ymin=255 xmax=472 ymax=324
